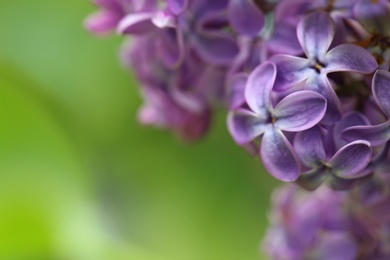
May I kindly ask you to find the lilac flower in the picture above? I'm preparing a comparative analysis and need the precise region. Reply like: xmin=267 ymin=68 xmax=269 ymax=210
xmin=271 ymin=11 xmax=377 ymax=123
xmin=228 ymin=62 xmax=327 ymax=181
xmin=264 ymin=181 xmax=390 ymax=260
xmin=342 ymin=70 xmax=390 ymax=147
xmin=85 ymin=0 xmax=157 ymax=35
xmin=263 ymin=185 xmax=357 ymax=260
xmin=294 ymin=126 xmax=372 ymax=190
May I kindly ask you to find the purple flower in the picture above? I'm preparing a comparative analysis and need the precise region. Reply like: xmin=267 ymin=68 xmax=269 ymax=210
xmin=294 ymin=126 xmax=372 ymax=190
xmin=228 ymin=62 xmax=327 ymax=181
xmin=342 ymin=70 xmax=390 ymax=147
xmin=264 ymin=181 xmax=390 ymax=259
xmin=263 ymin=185 xmax=357 ymax=260
xmin=271 ymin=11 xmax=377 ymax=123
xmin=85 ymin=0 xmax=157 ymax=35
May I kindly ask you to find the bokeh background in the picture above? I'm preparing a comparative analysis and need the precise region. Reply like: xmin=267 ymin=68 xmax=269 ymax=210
xmin=0 ymin=1 xmax=279 ymax=259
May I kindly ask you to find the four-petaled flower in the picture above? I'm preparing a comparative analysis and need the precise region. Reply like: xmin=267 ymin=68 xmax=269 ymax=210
xmin=228 ymin=62 xmax=327 ymax=181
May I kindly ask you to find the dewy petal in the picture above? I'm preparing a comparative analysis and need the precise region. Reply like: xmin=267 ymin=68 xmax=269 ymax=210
xmin=328 ymin=140 xmax=371 ymax=179
xmin=193 ymin=31 xmax=239 ymax=65
xmin=294 ymin=126 xmax=326 ymax=168
xmin=306 ymin=74 xmax=341 ymax=124
xmin=260 ymin=128 xmax=301 ymax=182
xmin=245 ymin=62 xmax=276 ymax=115
xmin=341 ymin=121 xmax=390 ymax=147
xmin=227 ymin=109 xmax=268 ymax=145
xmin=373 ymin=70 xmax=390 ymax=118
xmin=228 ymin=0 xmax=265 ymax=37
xmin=270 ymin=54 xmax=310 ymax=91
xmin=325 ymin=44 xmax=378 ymax=73
xmin=297 ymin=12 xmax=335 ymax=59
xmin=117 ymin=12 xmax=156 ymax=35
xmin=273 ymin=90 xmax=327 ymax=132
xmin=168 ymin=0 xmax=188 ymax=14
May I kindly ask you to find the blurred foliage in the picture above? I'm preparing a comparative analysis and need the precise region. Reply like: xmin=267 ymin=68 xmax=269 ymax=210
xmin=0 ymin=0 xmax=278 ymax=259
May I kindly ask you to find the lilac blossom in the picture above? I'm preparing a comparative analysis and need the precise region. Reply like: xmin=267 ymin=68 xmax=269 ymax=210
xmin=294 ymin=126 xmax=372 ymax=190
xmin=271 ymin=11 xmax=377 ymax=123
xmin=228 ymin=62 xmax=327 ymax=181
xmin=342 ymin=70 xmax=390 ymax=147
xmin=264 ymin=181 xmax=390 ymax=260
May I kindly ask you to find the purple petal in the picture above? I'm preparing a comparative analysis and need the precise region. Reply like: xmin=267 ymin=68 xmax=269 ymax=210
xmin=306 ymin=74 xmax=341 ymax=124
xmin=297 ymin=168 xmax=326 ymax=191
xmin=342 ymin=121 xmax=390 ymax=147
xmin=273 ymin=90 xmax=327 ymax=132
xmin=267 ymin=21 xmax=302 ymax=56
xmin=270 ymin=55 xmax=310 ymax=91
xmin=227 ymin=109 xmax=269 ymax=145
xmin=228 ymin=73 xmax=248 ymax=109
xmin=333 ymin=112 xmax=370 ymax=150
xmin=228 ymin=0 xmax=265 ymax=37
xmin=297 ymin=12 xmax=334 ymax=59
xmin=245 ymin=62 xmax=276 ymax=115
xmin=117 ymin=12 xmax=156 ymax=35
xmin=85 ymin=11 xmax=122 ymax=34
xmin=325 ymin=44 xmax=378 ymax=73
xmin=373 ymin=70 xmax=390 ymax=118
xmin=193 ymin=31 xmax=239 ymax=65
xmin=168 ymin=0 xmax=188 ymax=14
xmin=294 ymin=126 xmax=326 ymax=168
xmin=328 ymin=141 xmax=371 ymax=178
xmin=317 ymin=233 xmax=357 ymax=260
xmin=261 ymin=128 xmax=301 ymax=182
xmin=157 ymin=28 xmax=184 ymax=68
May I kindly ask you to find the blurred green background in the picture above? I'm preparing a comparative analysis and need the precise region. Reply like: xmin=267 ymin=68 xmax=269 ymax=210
xmin=0 ymin=1 xmax=278 ymax=259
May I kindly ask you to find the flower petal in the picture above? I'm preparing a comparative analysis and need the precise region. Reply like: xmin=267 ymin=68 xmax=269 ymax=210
xmin=325 ymin=44 xmax=378 ymax=73
xmin=373 ymin=70 xmax=390 ymax=118
xmin=294 ymin=126 xmax=326 ymax=168
xmin=260 ymin=128 xmax=301 ymax=182
xmin=228 ymin=109 xmax=268 ymax=145
xmin=273 ymin=90 xmax=327 ymax=132
xmin=341 ymin=121 xmax=390 ymax=147
xmin=228 ymin=73 xmax=248 ymax=109
xmin=297 ymin=12 xmax=334 ymax=59
xmin=85 ymin=11 xmax=122 ymax=35
xmin=228 ymin=0 xmax=265 ymax=37
xmin=270 ymin=54 xmax=310 ymax=91
xmin=117 ymin=12 xmax=156 ymax=35
xmin=157 ymin=28 xmax=184 ymax=68
xmin=328 ymin=141 xmax=371 ymax=179
xmin=333 ymin=112 xmax=370 ymax=150
xmin=245 ymin=62 xmax=276 ymax=115
xmin=193 ymin=31 xmax=239 ymax=65
xmin=168 ymin=0 xmax=188 ymax=14
xmin=317 ymin=233 xmax=358 ymax=260
xmin=306 ymin=74 xmax=341 ymax=124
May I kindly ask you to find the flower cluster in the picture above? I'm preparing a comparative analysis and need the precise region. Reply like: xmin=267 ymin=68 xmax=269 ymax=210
xmin=263 ymin=172 xmax=390 ymax=259
xmin=86 ymin=0 xmax=390 ymax=258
